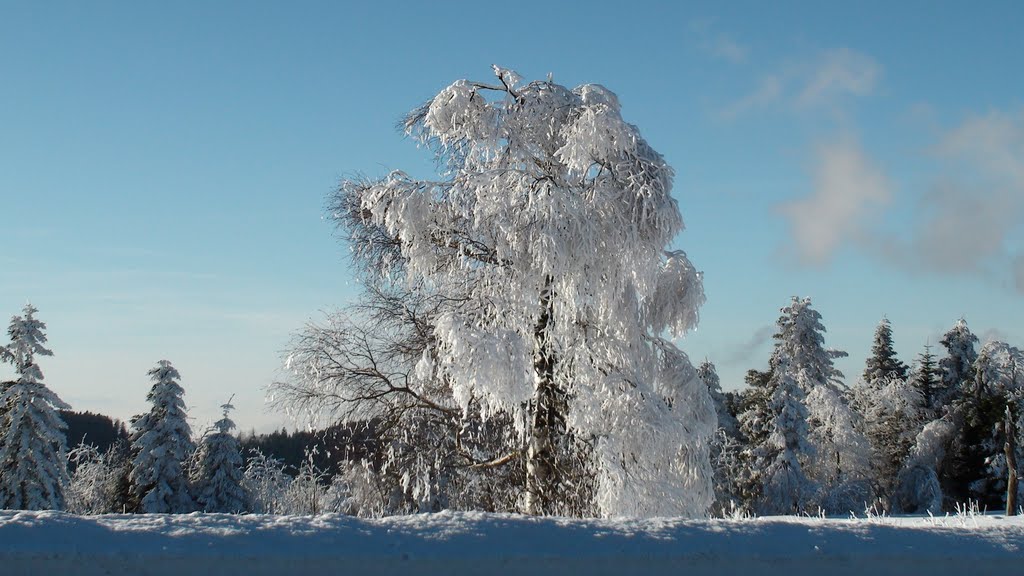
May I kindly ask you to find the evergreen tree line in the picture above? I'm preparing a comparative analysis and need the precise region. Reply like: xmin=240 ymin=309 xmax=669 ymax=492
xmin=2 ymin=298 xmax=1020 ymax=517
xmin=0 ymin=304 xmax=380 ymax=515
xmin=707 ymin=298 xmax=1023 ymax=516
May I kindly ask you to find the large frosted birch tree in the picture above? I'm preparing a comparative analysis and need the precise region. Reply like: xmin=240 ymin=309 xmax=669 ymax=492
xmin=329 ymin=67 xmax=714 ymax=517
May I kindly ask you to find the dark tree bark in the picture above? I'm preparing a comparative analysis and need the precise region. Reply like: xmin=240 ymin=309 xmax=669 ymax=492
xmin=1006 ymin=406 xmax=1018 ymax=516
xmin=525 ymin=276 xmax=567 ymax=515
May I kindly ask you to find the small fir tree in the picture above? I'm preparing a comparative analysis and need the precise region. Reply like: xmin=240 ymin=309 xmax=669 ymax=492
xmin=908 ymin=344 xmax=941 ymax=418
xmin=862 ymin=318 xmax=909 ymax=385
xmin=195 ymin=398 xmax=249 ymax=513
xmin=129 ymin=360 xmax=195 ymax=513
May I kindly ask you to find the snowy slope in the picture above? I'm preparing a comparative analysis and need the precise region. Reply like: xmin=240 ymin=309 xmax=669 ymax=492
xmin=0 ymin=510 xmax=1021 ymax=575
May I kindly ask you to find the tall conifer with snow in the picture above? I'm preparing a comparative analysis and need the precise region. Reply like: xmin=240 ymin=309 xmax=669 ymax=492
xmin=967 ymin=341 xmax=1023 ymax=506
xmin=937 ymin=319 xmax=978 ymax=409
xmin=328 ymin=67 xmax=714 ymax=517
xmin=935 ymin=319 xmax=981 ymax=506
xmin=855 ymin=319 xmax=921 ymax=501
xmin=0 ymin=304 xmax=71 ymax=510
xmin=861 ymin=375 xmax=926 ymax=500
xmin=739 ymin=297 xmax=868 ymax=514
xmin=129 ymin=360 xmax=195 ymax=513
xmin=195 ymin=399 xmax=248 ymax=513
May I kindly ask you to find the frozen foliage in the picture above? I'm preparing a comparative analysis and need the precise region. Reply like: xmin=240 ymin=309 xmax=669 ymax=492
xmin=860 ymin=375 xmax=927 ymax=498
xmin=242 ymin=450 xmax=292 ymax=515
xmin=66 ymin=442 xmax=127 ymax=515
xmin=0 ymin=304 xmax=70 ymax=510
xmin=699 ymin=360 xmax=738 ymax=438
xmin=804 ymin=382 xmax=872 ymax=511
xmin=892 ymin=415 xmax=960 ymax=513
xmin=239 ymin=448 xmax=351 ymax=516
xmin=195 ymin=400 xmax=248 ymax=513
xmin=276 ymin=286 xmax=533 ymax=517
xmin=326 ymin=67 xmax=714 ymax=517
xmin=129 ymin=360 xmax=195 ymax=513
xmin=938 ymin=319 xmax=979 ymax=408
xmin=972 ymin=342 xmax=1024 ymax=505
xmin=741 ymin=298 xmax=860 ymax=515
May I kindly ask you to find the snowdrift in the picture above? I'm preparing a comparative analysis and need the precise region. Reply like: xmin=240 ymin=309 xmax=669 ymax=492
xmin=0 ymin=510 xmax=1021 ymax=575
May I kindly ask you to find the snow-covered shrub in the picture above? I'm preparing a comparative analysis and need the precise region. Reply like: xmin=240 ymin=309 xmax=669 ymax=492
xmin=242 ymin=450 xmax=291 ymax=515
xmin=66 ymin=442 xmax=125 ymax=515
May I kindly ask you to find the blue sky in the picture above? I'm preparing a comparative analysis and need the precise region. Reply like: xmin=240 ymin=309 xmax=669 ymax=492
xmin=2 ymin=1 xmax=1022 ymax=432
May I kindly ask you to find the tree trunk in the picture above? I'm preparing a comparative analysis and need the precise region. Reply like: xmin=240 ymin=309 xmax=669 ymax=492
xmin=1006 ymin=406 xmax=1018 ymax=516
xmin=525 ymin=276 xmax=566 ymax=516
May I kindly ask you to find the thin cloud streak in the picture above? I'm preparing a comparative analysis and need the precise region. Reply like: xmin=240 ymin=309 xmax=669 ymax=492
xmin=719 ymin=48 xmax=881 ymax=118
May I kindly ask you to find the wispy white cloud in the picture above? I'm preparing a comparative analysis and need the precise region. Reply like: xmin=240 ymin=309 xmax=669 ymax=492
xmin=779 ymin=137 xmax=891 ymax=265
xmin=719 ymin=75 xmax=783 ymax=119
xmin=797 ymin=49 xmax=880 ymax=107
xmin=890 ymin=110 xmax=1024 ymax=290
xmin=690 ymin=19 xmax=748 ymax=64
xmin=720 ymin=48 xmax=881 ymax=117
xmin=779 ymin=108 xmax=1024 ymax=294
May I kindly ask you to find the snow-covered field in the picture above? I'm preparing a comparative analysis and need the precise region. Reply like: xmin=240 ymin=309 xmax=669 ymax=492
xmin=1 ymin=510 xmax=1021 ymax=575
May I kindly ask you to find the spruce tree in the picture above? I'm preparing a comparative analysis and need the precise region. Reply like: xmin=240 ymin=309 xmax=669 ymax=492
xmin=739 ymin=297 xmax=869 ymax=514
xmin=699 ymin=360 xmax=738 ymax=438
xmin=937 ymin=319 xmax=978 ymax=409
xmin=129 ymin=360 xmax=195 ymax=513
xmin=862 ymin=318 xmax=908 ymax=385
xmin=908 ymin=344 xmax=940 ymax=417
xmin=0 ymin=304 xmax=71 ymax=510
xmin=862 ymin=376 xmax=926 ymax=500
xmin=195 ymin=399 xmax=249 ymax=513
xmin=935 ymin=319 xmax=981 ymax=507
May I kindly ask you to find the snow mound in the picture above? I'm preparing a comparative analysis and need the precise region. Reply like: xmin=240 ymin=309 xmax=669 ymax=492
xmin=0 ymin=510 xmax=1022 ymax=575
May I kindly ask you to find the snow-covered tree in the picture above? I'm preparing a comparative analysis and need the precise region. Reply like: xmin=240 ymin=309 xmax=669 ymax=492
xmin=757 ymin=365 xmax=815 ymax=515
xmin=860 ymin=375 xmax=927 ymax=500
xmin=739 ymin=297 xmax=868 ymax=514
xmin=275 ymin=285 xmax=534 ymax=516
xmin=699 ymin=360 xmax=738 ymax=438
xmin=969 ymin=341 xmax=1024 ymax=506
xmin=323 ymin=67 xmax=714 ymax=517
xmin=862 ymin=318 xmax=908 ymax=385
xmin=934 ymin=320 xmax=988 ymax=506
xmin=195 ymin=399 xmax=248 ymax=513
xmin=699 ymin=360 xmax=744 ymax=515
xmin=907 ymin=344 xmax=941 ymax=420
xmin=129 ymin=360 xmax=195 ymax=513
xmin=805 ymin=381 xmax=873 ymax=512
xmin=892 ymin=414 xmax=961 ymax=514
xmin=937 ymin=319 xmax=978 ymax=410
xmin=0 ymin=304 xmax=71 ymax=510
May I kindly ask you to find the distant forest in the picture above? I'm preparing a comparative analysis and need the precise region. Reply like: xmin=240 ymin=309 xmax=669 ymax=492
xmin=62 ymin=410 xmax=373 ymax=478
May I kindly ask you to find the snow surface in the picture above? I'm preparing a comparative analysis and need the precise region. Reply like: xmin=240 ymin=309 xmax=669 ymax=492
xmin=0 ymin=510 xmax=1022 ymax=575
